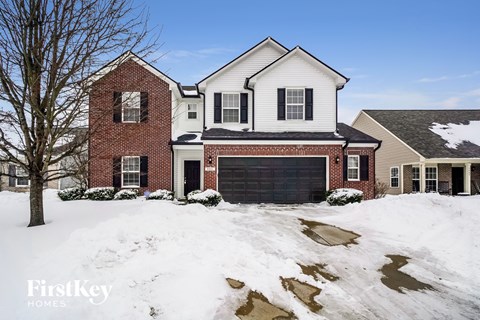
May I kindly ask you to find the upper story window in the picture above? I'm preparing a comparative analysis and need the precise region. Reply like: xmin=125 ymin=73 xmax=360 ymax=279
xmin=347 ymin=155 xmax=359 ymax=181
xmin=122 ymin=92 xmax=141 ymax=122
xmin=16 ymin=166 xmax=29 ymax=187
xmin=390 ymin=167 xmax=399 ymax=188
xmin=187 ymin=104 xmax=197 ymax=119
xmin=122 ymin=156 xmax=140 ymax=187
xmin=222 ymin=93 xmax=240 ymax=123
xmin=286 ymin=88 xmax=304 ymax=120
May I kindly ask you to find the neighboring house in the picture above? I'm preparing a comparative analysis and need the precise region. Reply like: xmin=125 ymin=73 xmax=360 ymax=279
xmin=352 ymin=110 xmax=480 ymax=195
xmin=88 ymin=37 xmax=380 ymax=203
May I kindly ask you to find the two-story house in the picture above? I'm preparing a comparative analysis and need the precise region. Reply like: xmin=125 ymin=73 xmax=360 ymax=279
xmin=88 ymin=37 xmax=380 ymax=203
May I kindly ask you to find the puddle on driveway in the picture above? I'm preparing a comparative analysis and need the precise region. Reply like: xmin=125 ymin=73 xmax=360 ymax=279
xmin=298 ymin=263 xmax=339 ymax=282
xmin=300 ymin=219 xmax=360 ymax=246
xmin=281 ymin=277 xmax=323 ymax=312
xmin=379 ymin=255 xmax=434 ymax=293
xmin=226 ymin=278 xmax=245 ymax=289
xmin=235 ymin=290 xmax=296 ymax=320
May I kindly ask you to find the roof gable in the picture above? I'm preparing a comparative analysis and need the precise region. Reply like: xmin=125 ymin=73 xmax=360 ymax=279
xmin=196 ymin=37 xmax=288 ymax=87
xmin=364 ymin=109 xmax=480 ymax=158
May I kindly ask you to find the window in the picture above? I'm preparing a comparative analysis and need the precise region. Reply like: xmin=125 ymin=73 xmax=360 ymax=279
xmin=16 ymin=166 xmax=29 ymax=187
xmin=122 ymin=92 xmax=141 ymax=122
xmin=390 ymin=167 xmax=399 ymax=188
xmin=347 ymin=155 xmax=359 ymax=181
xmin=412 ymin=167 xmax=420 ymax=192
xmin=122 ymin=156 xmax=140 ymax=187
xmin=187 ymin=104 xmax=197 ymax=119
xmin=286 ymin=88 xmax=304 ymax=120
xmin=222 ymin=93 xmax=239 ymax=123
xmin=425 ymin=167 xmax=437 ymax=192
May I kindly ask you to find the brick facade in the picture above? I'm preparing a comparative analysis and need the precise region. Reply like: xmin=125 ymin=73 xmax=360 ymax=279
xmin=89 ymin=60 xmax=172 ymax=194
xmin=203 ymin=144 xmax=376 ymax=200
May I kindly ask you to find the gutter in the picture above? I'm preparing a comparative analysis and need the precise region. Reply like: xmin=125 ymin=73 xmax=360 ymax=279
xmin=374 ymin=140 xmax=382 ymax=151
xmin=169 ymin=141 xmax=175 ymax=193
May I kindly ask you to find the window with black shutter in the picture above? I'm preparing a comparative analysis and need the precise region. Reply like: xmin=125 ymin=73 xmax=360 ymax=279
xmin=214 ymin=93 xmax=222 ymax=123
xmin=240 ymin=93 xmax=248 ymax=123
xmin=277 ymin=88 xmax=285 ymax=120
xmin=140 ymin=156 xmax=148 ymax=187
xmin=360 ymin=155 xmax=369 ymax=181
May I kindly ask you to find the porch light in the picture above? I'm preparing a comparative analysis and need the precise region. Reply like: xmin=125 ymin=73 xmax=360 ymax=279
xmin=208 ymin=155 xmax=213 ymax=164
xmin=335 ymin=156 xmax=340 ymax=164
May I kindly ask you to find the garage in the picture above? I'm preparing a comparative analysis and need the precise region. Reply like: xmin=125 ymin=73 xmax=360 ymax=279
xmin=218 ymin=157 xmax=327 ymax=204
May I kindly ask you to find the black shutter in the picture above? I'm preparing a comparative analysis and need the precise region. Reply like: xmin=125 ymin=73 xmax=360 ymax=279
xmin=360 ymin=155 xmax=369 ymax=181
xmin=140 ymin=156 xmax=148 ymax=187
xmin=8 ymin=164 xmax=16 ymax=187
xmin=240 ymin=93 xmax=248 ymax=123
xmin=343 ymin=156 xmax=348 ymax=181
xmin=113 ymin=92 xmax=122 ymax=123
xmin=214 ymin=93 xmax=222 ymax=123
xmin=305 ymin=88 xmax=313 ymax=120
xmin=113 ymin=157 xmax=121 ymax=188
xmin=140 ymin=92 xmax=148 ymax=122
xmin=277 ymin=88 xmax=285 ymax=120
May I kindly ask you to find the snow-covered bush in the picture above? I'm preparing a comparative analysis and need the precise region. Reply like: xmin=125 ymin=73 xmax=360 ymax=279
xmin=84 ymin=187 xmax=115 ymax=201
xmin=327 ymin=188 xmax=363 ymax=206
xmin=57 ymin=187 xmax=85 ymax=201
xmin=146 ymin=189 xmax=174 ymax=201
xmin=186 ymin=189 xmax=222 ymax=207
xmin=114 ymin=189 xmax=137 ymax=200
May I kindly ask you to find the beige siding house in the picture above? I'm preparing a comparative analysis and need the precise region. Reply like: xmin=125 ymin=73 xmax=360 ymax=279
xmin=352 ymin=110 xmax=480 ymax=195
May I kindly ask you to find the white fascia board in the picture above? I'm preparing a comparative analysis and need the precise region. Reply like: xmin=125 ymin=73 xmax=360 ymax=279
xmin=347 ymin=143 xmax=379 ymax=148
xmin=424 ymin=158 xmax=480 ymax=163
xmin=203 ymin=140 xmax=344 ymax=145
xmin=172 ymin=145 xmax=204 ymax=150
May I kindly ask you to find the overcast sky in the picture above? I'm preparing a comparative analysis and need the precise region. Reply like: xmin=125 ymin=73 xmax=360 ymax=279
xmin=141 ymin=0 xmax=479 ymax=123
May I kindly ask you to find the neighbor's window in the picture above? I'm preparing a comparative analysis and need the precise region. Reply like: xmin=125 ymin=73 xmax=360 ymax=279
xmin=187 ymin=104 xmax=197 ymax=119
xmin=286 ymin=88 xmax=304 ymax=120
xmin=412 ymin=167 xmax=420 ymax=192
xmin=122 ymin=92 xmax=141 ymax=122
xmin=16 ymin=166 xmax=29 ymax=187
xmin=222 ymin=93 xmax=239 ymax=123
xmin=347 ymin=155 xmax=359 ymax=181
xmin=425 ymin=167 xmax=437 ymax=192
xmin=390 ymin=167 xmax=399 ymax=188
xmin=122 ymin=156 xmax=140 ymax=187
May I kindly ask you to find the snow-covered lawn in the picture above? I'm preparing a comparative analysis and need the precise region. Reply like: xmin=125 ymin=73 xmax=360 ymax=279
xmin=0 ymin=190 xmax=479 ymax=319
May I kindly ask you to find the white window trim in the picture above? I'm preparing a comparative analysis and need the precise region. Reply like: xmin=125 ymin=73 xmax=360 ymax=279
xmin=222 ymin=92 xmax=240 ymax=123
xmin=347 ymin=155 xmax=360 ymax=181
xmin=121 ymin=92 xmax=141 ymax=123
xmin=121 ymin=156 xmax=140 ymax=188
xmin=187 ymin=103 xmax=198 ymax=120
xmin=390 ymin=166 xmax=400 ymax=188
xmin=286 ymin=88 xmax=305 ymax=121
xmin=425 ymin=166 xmax=438 ymax=192
xmin=412 ymin=166 xmax=420 ymax=192
xmin=15 ymin=166 xmax=30 ymax=187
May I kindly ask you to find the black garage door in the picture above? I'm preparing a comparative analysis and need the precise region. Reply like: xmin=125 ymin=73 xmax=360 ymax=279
xmin=218 ymin=157 xmax=327 ymax=204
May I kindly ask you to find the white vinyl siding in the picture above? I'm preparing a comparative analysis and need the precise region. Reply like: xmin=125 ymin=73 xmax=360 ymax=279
xmin=347 ymin=155 xmax=359 ymax=181
xmin=122 ymin=156 xmax=140 ymax=188
xmin=172 ymin=98 xmax=203 ymax=133
xmin=425 ymin=167 xmax=437 ymax=192
xmin=122 ymin=92 xmax=141 ymax=122
xmin=286 ymin=88 xmax=304 ymax=120
xmin=222 ymin=93 xmax=240 ymax=123
xmin=390 ymin=167 xmax=399 ymax=188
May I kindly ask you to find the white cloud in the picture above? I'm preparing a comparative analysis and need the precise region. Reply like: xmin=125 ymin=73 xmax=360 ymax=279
xmin=439 ymin=97 xmax=462 ymax=109
xmin=160 ymin=47 xmax=235 ymax=62
xmin=417 ymin=70 xmax=480 ymax=83
xmin=417 ymin=76 xmax=449 ymax=83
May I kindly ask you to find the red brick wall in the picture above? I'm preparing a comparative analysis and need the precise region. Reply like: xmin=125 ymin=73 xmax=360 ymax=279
xmin=203 ymin=144 xmax=376 ymax=200
xmin=89 ymin=60 xmax=172 ymax=193
xmin=344 ymin=147 xmax=376 ymax=200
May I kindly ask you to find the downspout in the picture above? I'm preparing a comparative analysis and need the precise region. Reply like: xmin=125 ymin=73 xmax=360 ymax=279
xmin=244 ymin=78 xmax=255 ymax=131
xmin=342 ymin=138 xmax=350 ymax=188
xmin=196 ymin=84 xmax=206 ymax=130
xmin=170 ymin=141 xmax=174 ymax=193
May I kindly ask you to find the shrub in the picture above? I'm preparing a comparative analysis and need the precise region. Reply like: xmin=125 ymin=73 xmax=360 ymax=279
xmin=114 ymin=189 xmax=137 ymax=200
xmin=146 ymin=189 xmax=174 ymax=201
xmin=186 ymin=189 xmax=222 ymax=207
xmin=374 ymin=178 xmax=388 ymax=199
xmin=84 ymin=187 xmax=115 ymax=201
xmin=326 ymin=188 xmax=363 ymax=206
xmin=58 ymin=187 xmax=85 ymax=201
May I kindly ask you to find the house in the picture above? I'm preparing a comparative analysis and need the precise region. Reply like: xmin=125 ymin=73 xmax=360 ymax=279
xmin=352 ymin=109 xmax=480 ymax=195
xmin=88 ymin=37 xmax=380 ymax=203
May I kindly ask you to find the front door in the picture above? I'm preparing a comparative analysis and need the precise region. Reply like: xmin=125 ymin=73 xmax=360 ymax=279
xmin=451 ymin=167 xmax=464 ymax=195
xmin=184 ymin=160 xmax=200 ymax=196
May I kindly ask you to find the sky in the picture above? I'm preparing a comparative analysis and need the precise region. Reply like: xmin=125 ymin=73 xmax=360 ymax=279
xmin=143 ymin=0 xmax=479 ymax=123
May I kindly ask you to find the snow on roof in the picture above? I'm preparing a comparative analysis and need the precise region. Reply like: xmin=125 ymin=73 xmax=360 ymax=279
xmin=429 ymin=121 xmax=480 ymax=149
xmin=172 ymin=130 xmax=202 ymax=143
xmin=183 ymin=90 xmax=198 ymax=96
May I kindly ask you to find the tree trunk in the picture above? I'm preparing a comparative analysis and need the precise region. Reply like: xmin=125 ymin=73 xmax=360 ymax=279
xmin=28 ymin=175 xmax=45 ymax=227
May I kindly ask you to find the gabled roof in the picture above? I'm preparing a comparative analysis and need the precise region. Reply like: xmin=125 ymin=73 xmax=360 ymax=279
xmin=89 ymin=51 xmax=179 ymax=90
xmin=363 ymin=109 xmax=480 ymax=158
xmin=246 ymin=46 xmax=349 ymax=89
xmin=196 ymin=37 xmax=289 ymax=86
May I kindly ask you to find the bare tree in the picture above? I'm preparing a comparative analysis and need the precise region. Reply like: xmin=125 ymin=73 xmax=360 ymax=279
xmin=0 ymin=0 xmax=157 ymax=227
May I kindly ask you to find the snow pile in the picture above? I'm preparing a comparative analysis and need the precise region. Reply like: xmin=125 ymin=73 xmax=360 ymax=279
xmin=146 ymin=189 xmax=174 ymax=201
xmin=430 ymin=121 xmax=480 ymax=149
xmin=327 ymin=188 xmax=363 ymax=206
xmin=186 ymin=189 xmax=222 ymax=206
xmin=1 ymin=191 xmax=479 ymax=319
xmin=183 ymin=90 xmax=198 ymax=95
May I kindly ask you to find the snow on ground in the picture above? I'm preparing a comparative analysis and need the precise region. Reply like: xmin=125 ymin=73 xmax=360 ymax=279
xmin=429 ymin=121 xmax=480 ymax=148
xmin=0 ymin=191 xmax=479 ymax=319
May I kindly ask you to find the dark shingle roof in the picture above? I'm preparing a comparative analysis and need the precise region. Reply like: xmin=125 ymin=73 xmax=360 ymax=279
xmin=202 ymin=123 xmax=379 ymax=143
xmin=364 ymin=109 xmax=480 ymax=158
